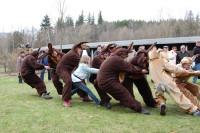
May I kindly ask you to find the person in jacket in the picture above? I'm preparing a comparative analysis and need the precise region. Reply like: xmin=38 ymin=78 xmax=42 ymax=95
xmin=16 ymin=51 xmax=25 ymax=83
xmin=192 ymin=41 xmax=200 ymax=83
xmin=71 ymin=55 xmax=100 ymax=105
xmin=39 ymin=50 xmax=51 ymax=81
xmin=176 ymin=45 xmax=190 ymax=64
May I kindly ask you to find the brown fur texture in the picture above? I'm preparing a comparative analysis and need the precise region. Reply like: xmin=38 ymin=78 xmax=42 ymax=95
xmin=89 ymin=45 xmax=116 ymax=100
xmin=56 ymin=42 xmax=88 ymax=101
xmin=47 ymin=43 xmax=64 ymax=95
xmin=21 ymin=52 xmax=47 ymax=96
xmin=48 ymin=43 xmax=89 ymax=98
xmin=123 ymin=50 xmax=157 ymax=107
xmin=97 ymin=48 xmax=143 ymax=112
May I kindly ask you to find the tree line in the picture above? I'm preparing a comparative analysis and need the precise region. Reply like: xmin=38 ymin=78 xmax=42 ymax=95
xmin=0 ymin=10 xmax=200 ymax=72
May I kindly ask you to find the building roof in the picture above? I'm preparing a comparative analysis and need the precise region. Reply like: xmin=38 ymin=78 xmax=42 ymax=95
xmin=40 ymin=36 xmax=200 ymax=50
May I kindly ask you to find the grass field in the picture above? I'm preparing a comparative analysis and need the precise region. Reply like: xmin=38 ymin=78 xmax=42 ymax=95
xmin=0 ymin=75 xmax=200 ymax=133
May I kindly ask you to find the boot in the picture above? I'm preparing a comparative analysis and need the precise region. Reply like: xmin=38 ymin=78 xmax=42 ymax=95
xmin=192 ymin=109 xmax=200 ymax=116
xmin=141 ymin=108 xmax=150 ymax=115
xmin=160 ymin=104 xmax=166 ymax=116
xmin=100 ymin=101 xmax=112 ymax=109
xmin=41 ymin=92 xmax=53 ymax=100
xmin=63 ymin=100 xmax=72 ymax=107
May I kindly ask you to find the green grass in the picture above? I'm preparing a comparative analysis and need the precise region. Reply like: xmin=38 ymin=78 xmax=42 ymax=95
xmin=0 ymin=75 xmax=200 ymax=133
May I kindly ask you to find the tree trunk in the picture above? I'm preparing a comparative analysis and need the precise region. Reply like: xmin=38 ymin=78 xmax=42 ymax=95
xmin=4 ymin=63 xmax=7 ymax=72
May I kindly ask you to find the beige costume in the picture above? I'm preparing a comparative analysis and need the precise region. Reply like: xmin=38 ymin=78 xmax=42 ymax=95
xmin=148 ymin=47 xmax=198 ymax=113
xmin=174 ymin=57 xmax=200 ymax=108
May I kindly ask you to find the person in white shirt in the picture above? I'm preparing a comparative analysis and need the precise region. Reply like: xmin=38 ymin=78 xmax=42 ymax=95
xmin=168 ymin=46 xmax=177 ymax=65
xmin=71 ymin=55 xmax=100 ymax=105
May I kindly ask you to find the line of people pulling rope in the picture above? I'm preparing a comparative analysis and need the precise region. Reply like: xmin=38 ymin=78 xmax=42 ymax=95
xmin=20 ymin=42 xmax=200 ymax=116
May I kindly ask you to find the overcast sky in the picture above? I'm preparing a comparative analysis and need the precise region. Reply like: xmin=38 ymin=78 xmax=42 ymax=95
xmin=0 ymin=0 xmax=200 ymax=32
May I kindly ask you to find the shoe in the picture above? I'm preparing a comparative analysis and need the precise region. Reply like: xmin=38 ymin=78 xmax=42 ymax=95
xmin=160 ymin=104 xmax=166 ymax=116
xmin=63 ymin=100 xmax=72 ymax=107
xmin=100 ymin=102 xmax=112 ymax=109
xmin=41 ymin=92 xmax=53 ymax=99
xmin=46 ymin=92 xmax=50 ymax=95
xmin=192 ymin=109 xmax=200 ymax=116
xmin=141 ymin=108 xmax=150 ymax=115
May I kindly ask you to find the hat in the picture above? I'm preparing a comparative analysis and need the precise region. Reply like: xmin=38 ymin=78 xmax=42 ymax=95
xmin=163 ymin=46 xmax=168 ymax=48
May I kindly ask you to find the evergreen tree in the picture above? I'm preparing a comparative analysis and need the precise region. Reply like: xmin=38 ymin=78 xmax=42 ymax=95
xmin=91 ymin=14 xmax=95 ymax=25
xmin=40 ymin=15 xmax=51 ymax=30
xmin=13 ymin=31 xmax=24 ymax=48
xmin=65 ymin=16 xmax=74 ymax=27
xmin=98 ymin=11 xmax=103 ymax=25
xmin=40 ymin=14 xmax=52 ymax=43
xmin=87 ymin=12 xmax=91 ymax=24
xmin=76 ymin=11 xmax=84 ymax=26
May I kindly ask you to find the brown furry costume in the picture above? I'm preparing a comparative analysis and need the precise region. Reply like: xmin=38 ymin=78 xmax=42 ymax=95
xmin=97 ymin=48 xmax=144 ymax=112
xmin=47 ymin=44 xmax=64 ymax=95
xmin=56 ymin=42 xmax=88 ymax=101
xmin=89 ymin=44 xmax=117 ymax=101
xmin=123 ymin=50 xmax=157 ymax=107
xmin=21 ymin=51 xmax=47 ymax=95
xmin=47 ymin=43 xmax=89 ymax=100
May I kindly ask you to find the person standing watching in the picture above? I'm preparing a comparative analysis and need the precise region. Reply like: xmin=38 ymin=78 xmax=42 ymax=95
xmin=176 ymin=45 xmax=190 ymax=64
xmin=193 ymin=41 xmax=200 ymax=83
xmin=16 ymin=51 xmax=25 ymax=83
xmin=39 ymin=50 xmax=51 ymax=81
xmin=168 ymin=46 xmax=177 ymax=65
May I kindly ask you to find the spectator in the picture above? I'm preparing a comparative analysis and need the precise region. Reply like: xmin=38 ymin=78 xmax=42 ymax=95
xmin=93 ymin=45 xmax=102 ymax=57
xmin=138 ymin=45 xmax=145 ymax=51
xmin=168 ymin=46 xmax=177 ymax=65
xmin=176 ymin=45 xmax=190 ymax=64
xmin=16 ymin=51 xmax=25 ymax=83
xmin=192 ymin=41 xmax=200 ymax=83
xmin=163 ymin=46 xmax=169 ymax=52
xmin=39 ymin=51 xmax=51 ymax=81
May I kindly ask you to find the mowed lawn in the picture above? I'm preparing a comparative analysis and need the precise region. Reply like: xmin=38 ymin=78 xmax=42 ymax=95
xmin=0 ymin=75 xmax=200 ymax=133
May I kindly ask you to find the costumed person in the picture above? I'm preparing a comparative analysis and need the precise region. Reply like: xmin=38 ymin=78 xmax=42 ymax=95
xmin=47 ymin=43 xmax=64 ymax=95
xmin=56 ymin=42 xmax=89 ymax=107
xmin=122 ymin=45 xmax=157 ymax=108
xmin=148 ymin=47 xmax=200 ymax=116
xmin=48 ymin=43 xmax=90 ymax=101
xmin=89 ymin=43 xmax=117 ymax=106
xmin=97 ymin=47 xmax=150 ymax=114
xmin=71 ymin=55 xmax=100 ymax=105
xmin=21 ymin=49 xmax=52 ymax=99
xmin=16 ymin=51 xmax=25 ymax=83
xmin=174 ymin=57 xmax=200 ymax=108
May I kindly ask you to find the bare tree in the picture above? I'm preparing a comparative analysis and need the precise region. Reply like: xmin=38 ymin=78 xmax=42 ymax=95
xmin=56 ymin=0 xmax=67 ymax=50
